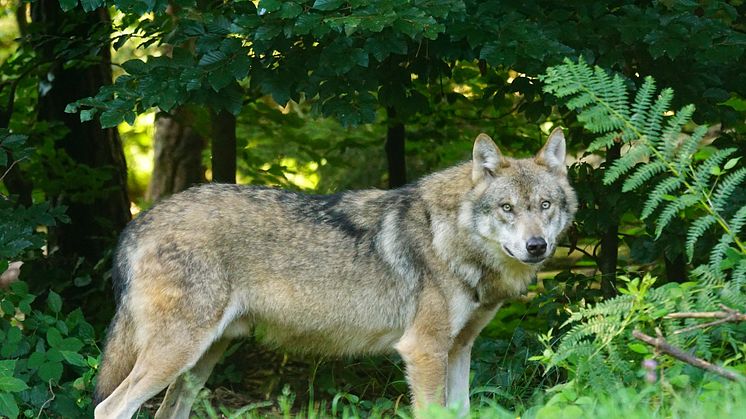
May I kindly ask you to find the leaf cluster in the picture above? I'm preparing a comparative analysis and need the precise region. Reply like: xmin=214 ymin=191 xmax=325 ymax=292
xmin=0 ymin=282 xmax=99 ymax=419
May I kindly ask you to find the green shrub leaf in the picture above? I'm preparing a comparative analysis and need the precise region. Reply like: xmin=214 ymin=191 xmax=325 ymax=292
xmin=46 ymin=291 xmax=62 ymax=314
xmin=0 ymin=376 xmax=29 ymax=392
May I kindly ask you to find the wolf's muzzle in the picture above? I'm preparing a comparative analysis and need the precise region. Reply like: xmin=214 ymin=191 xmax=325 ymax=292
xmin=526 ymin=237 xmax=547 ymax=257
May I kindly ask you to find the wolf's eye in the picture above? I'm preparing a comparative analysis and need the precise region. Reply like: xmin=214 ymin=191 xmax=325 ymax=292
xmin=541 ymin=201 xmax=551 ymax=210
xmin=501 ymin=203 xmax=512 ymax=212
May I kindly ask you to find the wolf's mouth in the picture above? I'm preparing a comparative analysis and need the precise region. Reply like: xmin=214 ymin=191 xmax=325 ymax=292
xmin=502 ymin=245 xmax=516 ymax=258
xmin=502 ymin=245 xmax=546 ymax=265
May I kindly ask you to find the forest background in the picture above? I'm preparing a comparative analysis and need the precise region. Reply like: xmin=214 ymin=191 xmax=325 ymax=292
xmin=1 ymin=0 xmax=746 ymax=417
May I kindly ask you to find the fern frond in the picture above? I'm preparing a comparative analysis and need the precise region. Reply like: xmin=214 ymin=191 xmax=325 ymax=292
xmin=728 ymin=206 xmax=746 ymax=237
xmin=674 ymin=125 xmax=707 ymax=175
xmin=541 ymin=57 xmax=629 ymax=135
xmin=658 ymin=104 xmax=695 ymax=160
xmin=644 ymin=88 xmax=674 ymax=140
xmin=587 ymin=132 xmax=620 ymax=152
xmin=629 ymin=77 xmax=656 ymax=134
xmin=712 ymin=167 xmax=746 ymax=212
xmin=685 ymin=214 xmax=717 ymax=261
xmin=641 ymin=177 xmax=684 ymax=219
xmin=604 ymin=145 xmax=650 ymax=185
xmin=692 ymin=148 xmax=737 ymax=191
xmin=691 ymin=264 xmax=723 ymax=286
xmin=622 ymin=161 xmax=666 ymax=192
xmin=654 ymin=194 xmax=699 ymax=238
xmin=708 ymin=232 xmax=734 ymax=275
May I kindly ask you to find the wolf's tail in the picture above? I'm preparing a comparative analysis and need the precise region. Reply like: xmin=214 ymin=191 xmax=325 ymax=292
xmin=93 ymin=314 xmax=137 ymax=406
xmin=93 ymin=309 xmax=137 ymax=406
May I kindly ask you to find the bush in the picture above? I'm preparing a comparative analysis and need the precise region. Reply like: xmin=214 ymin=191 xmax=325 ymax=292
xmin=534 ymin=58 xmax=746 ymax=394
xmin=0 ymin=282 xmax=99 ymax=418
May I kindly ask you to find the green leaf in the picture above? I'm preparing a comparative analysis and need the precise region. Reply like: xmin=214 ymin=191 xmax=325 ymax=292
xmin=60 ymin=351 xmax=87 ymax=367
xmin=6 ymin=327 xmax=21 ymax=344
xmin=228 ymin=55 xmax=251 ymax=80
xmin=198 ymin=50 xmax=227 ymax=66
xmin=0 ymin=393 xmax=19 ymax=419
xmin=0 ymin=377 xmax=29 ymax=393
xmin=254 ymin=24 xmax=282 ymax=41
xmin=73 ymin=275 xmax=92 ymax=287
xmin=27 ymin=352 xmax=45 ymax=369
xmin=0 ymin=300 xmax=13 ymax=316
xmin=79 ymin=109 xmax=96 ymax=122
xmin=59 ymin=337 xmax=84 ymax=352
xmin=259 ymin=0 xmax=282 ymax=12
xmin=295 ymin=14 xmax=323 ymax=35
xmin=721 ymin=95 xmax=746 ymax=112
xmin=723 ymin=157 xmax=741 ymax=171
xmin=80 ymin=0 xmax=103 ymax=12
xmin=279 ymin=2 xmax=303 ymax=18
xmin=99 ymin=110 xmax=124 ymax=128
xmin=122 ymin=59 xmax=148 ymax=75
xmin=627 ymin=343 xmax=649 ymax=354
xmin=47 ymin=291 xmax=62 ymax=313
xmin=208 ymin=67 xmax=234 ymax=91
xmin=46 ymin=348 xmax=63 ymax=363
xmin=0 ymin=360 xmax=15 ymax=377
xmin=58 ymin=0 xmax=78 ymax=12
xmin=312 ymin=0 xmax=343 ymax=11
xmin=37 ymin=361 xmax=62 ymax=383
xmin=47 ymin=328 xmax=63 ymax=349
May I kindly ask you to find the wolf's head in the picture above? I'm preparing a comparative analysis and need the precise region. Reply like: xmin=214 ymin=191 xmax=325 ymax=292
xmin=464 ymin=128 xmax=577 ymax=267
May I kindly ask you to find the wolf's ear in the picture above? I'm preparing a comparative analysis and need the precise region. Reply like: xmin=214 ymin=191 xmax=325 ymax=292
xmin=536 ymin=128 xmax=567 ymax=174
xmin=472 ymin=133 xmax=504 ymax=183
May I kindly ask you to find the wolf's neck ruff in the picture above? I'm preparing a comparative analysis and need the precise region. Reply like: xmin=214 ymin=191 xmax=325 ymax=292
xmin=93 ymin=128 xmax=576 ymax=419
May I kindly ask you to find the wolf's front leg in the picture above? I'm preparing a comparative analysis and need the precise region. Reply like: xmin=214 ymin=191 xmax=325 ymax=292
xmin=446 ymin=344 xmax=471 ymax=416
xmin=395 ymin=288 xmax=450 ymax=417
xmin=396 ymin=332 xmax=448 ymax=413
xmin=446 ymin=303 xmax=502 ymax=417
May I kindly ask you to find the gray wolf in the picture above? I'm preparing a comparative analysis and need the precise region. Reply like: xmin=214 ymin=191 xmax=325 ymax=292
xmin=93 ymin=128 xmax=576 ymax=418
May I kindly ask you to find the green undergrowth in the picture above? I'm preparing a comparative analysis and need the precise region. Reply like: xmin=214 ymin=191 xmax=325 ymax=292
xmin=182 ymin=378 xmax=746 ymax=419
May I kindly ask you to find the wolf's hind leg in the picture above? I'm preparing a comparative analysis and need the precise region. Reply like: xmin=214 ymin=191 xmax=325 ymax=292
xmin=154 ymin=337 xmax=232 ymax=419
xmin=93 ymin=334 xmax=215 ymax=419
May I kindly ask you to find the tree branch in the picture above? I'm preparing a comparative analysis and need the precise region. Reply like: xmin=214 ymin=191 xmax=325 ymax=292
xmin=665 ymin=305 xmax=746 ymax=335
xmin=632 ymin=329 xmax=744 ymax=382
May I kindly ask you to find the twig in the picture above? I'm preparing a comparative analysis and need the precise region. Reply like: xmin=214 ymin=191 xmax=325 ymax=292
xmin=665 ymin=305 xmax=746 ymax=335
xmin=0 ymin=156 xmax=28 ymax=183
xmin=37 ymin=379 xmax=56 ymax=419
xmin=557 ymin=243 xmax=596 ymax=261
xmin=632 ymin=329 xmax=744 ymax=382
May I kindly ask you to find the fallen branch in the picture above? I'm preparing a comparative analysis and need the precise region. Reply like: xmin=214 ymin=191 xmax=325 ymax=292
xmin=665 ymin=305 xmax=746 ymax=335
xmin=632 ymin=329 xmax=744 ymax=382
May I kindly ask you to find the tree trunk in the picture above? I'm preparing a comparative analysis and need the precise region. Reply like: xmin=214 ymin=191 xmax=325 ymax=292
xmin=32 ymin=1 xmax=130 ymax=260
xmin=147 ymin=109 xmax=206 ymax=202
xmin=385 ymin=107 xmax=406 ymax=188
xmin=210 ymin=109 xmax=236 ymax=184
xmin=598 ymin=141 xmax=622 ymax=297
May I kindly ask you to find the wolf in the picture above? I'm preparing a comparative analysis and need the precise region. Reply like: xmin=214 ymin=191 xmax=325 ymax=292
xmin=93 ymin=128 xmax=576 ymax=419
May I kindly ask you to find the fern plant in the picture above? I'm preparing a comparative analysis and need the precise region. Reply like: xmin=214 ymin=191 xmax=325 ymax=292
xmin=534 ymin=58 xmax=746 ymax=390
xmin=541 ymin=57 xmax=745 ymax=289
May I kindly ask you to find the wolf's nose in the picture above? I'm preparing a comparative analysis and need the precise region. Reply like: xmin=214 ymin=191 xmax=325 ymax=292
xmin=526 ymin=237 xmax=547 ymax=256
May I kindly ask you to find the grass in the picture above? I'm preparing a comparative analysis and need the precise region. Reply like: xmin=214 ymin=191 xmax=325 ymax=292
xmin=180 ymin=378 xmax=746 ymax=419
